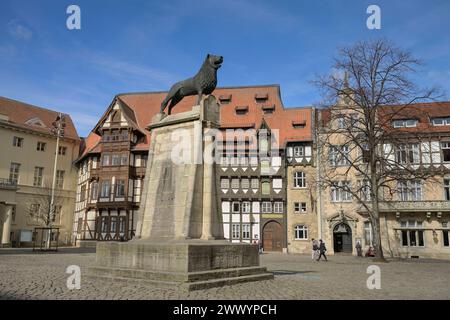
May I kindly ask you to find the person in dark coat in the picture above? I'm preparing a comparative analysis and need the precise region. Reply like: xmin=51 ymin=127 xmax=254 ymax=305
xmin=317 ymin=239 xmax=328 ymax=261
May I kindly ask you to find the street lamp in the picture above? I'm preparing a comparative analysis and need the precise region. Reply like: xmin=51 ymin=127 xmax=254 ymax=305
xmin=47 ymin=113 xmax=66 ymax=248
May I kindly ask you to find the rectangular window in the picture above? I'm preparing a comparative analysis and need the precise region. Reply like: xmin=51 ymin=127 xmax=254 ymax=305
xmin=13 ymin=136 xmax=23 ymax=147
xmin=398 ymin=180 xmax=422 ymax=201
xmin=443 ymin=230 xmax=449 ymax=247
xmin=220 ymin=178 xmax=230 ymax=189
xmin=56 ymin=170 xmax=65 ymax=189
xmin=294 ymin=172 xmax=306 ymax=188
xmin=400 ymin=220 xmax=425 ymax=247
xmin=260 ymin=160 xmax=270 ymax=174
xmin=331 ymin=181 xmax=352 ymax=202
xmin=80 ymin=185 xmax=86 ymax=202
xmin=52 ymin=205 xmax=62 ymax=223
xmin=393 ymin=119 xmax=418 ymax=128
xmin=273 ymin=202 xmax=283 ymax=213
xmin=9 ymin=163 xmax=20 ymax=184
xmin=445 ymin=180 xmax=450 ymax=200
xmin=241 ymin=178 xmax=250 ymax=189
xmin=232 ymin=202 xmax=240 ymax=213
xmin=102 ymin=154 xmax=110 ymax=166
xmin=293 ymin=146 xmax=304 ymax=157
xmin=33 ymin=167 xmax=44 ymax=187
xmin=364 ymin=221 xmax=373 ymax=246
xmin=261 ymin=202 xmax=272 ymax=213
xmin=329 ymin=145 xmax=349 ymax=166
xmin=100 ymin=181 xmax=111 ymax=198
xmin=261 ymin=181 xmax=270 ymax=194
xmin=242 ymin=201 xmax=251 ymax=213
xmin=112 ymin=154 xmax=121 ymax=166
xmin=37 ymin=142 xmax=46 ymax=151
xmin=91 ymin=181 xmax=98 ymax=200
xmin=121 ymin=154 xmax=128 ymax=166
xmin=231 ymin=224 xmax=240 ymax=239
xmin=251 ymin=178 xmax=259 ymax=189
xmin=119 ymin=217 xmax=126 ymax=233
xmin=115 ymin=180 xmax=126 ymax=197
xmin=231 ymin=178 xmax=240 ymax=189
xmin=295 ymin=202 xmax=307 ymax=213
xmin=58 ymin=146 xmax=67 ymax=155
xmin=242 ymin=224 xmax=250 ymax=239
xmin=360 ymin=180 xmax=371 ymax=201
xmin=101 ymin=217 xmax=109 ymax=233
xmin=442 ymin=142 xmax=450 ymax=162
xmin=110 ymin=216 xmax=118 ymax=233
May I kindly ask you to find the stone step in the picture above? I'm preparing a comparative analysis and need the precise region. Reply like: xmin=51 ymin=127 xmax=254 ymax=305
xmin=88 ymin=271 xmax=274 ymax=291
xmin=186 ymin=273 xmax=274 ymax=291
xmin=89 ymin=266 xmax=269 ymax=282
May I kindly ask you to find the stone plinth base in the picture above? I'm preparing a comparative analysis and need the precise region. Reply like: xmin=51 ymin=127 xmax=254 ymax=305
xmin=88 ymin=240 xmax=273 ymax=291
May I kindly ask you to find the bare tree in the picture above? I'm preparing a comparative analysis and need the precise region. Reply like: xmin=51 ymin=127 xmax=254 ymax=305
xmin=26 ymin=180 xmax=64 ymax=227
xmin=314 ymin=39 xmax=442 ymax=260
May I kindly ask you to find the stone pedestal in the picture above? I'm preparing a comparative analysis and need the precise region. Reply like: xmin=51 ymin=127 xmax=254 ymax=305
xmin=89 ymin=96 xmax=273 ymax=290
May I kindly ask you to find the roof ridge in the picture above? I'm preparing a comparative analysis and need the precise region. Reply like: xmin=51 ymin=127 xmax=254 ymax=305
xmin=0 ymin=96 xmax=66 ymax=116
xmin=116 ymin=84 xmax=281 ymax=97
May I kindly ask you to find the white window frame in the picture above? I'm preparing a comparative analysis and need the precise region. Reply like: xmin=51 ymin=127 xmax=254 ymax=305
xmin=261 ymin=201 xmax=272 ymax=213
xmin=242 ymin=224 xmax=250 ymax=239
xmin=293 ymin=146 xmax=304 ymax=157
xmin=294 ymin=225 xmax=308 ymax=240
xmin=231 ymin=224 xmax=240 ymax=239
xmin=273 ymin=202 xmax=283 ymax=213
xmin=293 ymin=171 xmax=306 ymax=188
xmin=242 ymin=201 xmax=251 ymax=213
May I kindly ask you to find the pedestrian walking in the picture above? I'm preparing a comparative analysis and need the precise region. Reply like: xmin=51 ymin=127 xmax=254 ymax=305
xmin=311 ymin=238 xmax=319 ymax=260
xmin=356 ymin=240 xmax=362 ymax=257
xmin=317 ymin=239 xmax=328 ymax=261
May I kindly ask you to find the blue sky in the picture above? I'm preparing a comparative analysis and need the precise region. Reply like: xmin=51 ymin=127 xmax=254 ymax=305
xmin=1 ymin=0 xmax=449 ymax=136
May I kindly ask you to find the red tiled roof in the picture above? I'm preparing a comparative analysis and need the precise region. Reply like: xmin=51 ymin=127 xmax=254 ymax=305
xmin=320 ymin=101 xmax=450 ymax=134
xmin=0 ymin=96 xmax=79 ymax=140
xmin=78 ymin=85 xmax=313 ymax=159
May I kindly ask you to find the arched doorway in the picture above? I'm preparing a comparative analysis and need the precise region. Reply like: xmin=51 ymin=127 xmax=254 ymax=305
xmin=262 ymin=221 xmax=283 ymax=252
xmin=333 ymin=223 xmax=352 ymax=253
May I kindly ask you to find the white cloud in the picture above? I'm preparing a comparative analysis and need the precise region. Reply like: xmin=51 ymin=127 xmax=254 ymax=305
xmin=7 ymin=20 xmax=33 ymax=40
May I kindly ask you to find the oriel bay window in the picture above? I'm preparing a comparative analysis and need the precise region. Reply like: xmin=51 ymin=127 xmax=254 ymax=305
xmin=400 ymin=220 xmax=425 ymax=247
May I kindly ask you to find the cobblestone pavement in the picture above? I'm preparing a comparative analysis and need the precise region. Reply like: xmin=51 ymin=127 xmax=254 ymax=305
xmin=0 ymin=247 xmax=449 ymax=300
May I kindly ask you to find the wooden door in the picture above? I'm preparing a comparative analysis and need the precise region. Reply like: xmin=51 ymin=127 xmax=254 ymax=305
xmin=263 ymin=221 xmax=282 ymax=252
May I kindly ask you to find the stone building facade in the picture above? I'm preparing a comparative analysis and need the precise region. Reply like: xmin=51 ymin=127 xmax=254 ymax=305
xmin=317 ymin=101 xmax=450 ymax=259
xmin=0 ymin=97 xmax=80 ymax=247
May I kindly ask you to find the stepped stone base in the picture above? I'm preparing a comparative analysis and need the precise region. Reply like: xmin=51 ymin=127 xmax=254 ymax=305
xmin=88 ymin=240 xmax=273 ymax=291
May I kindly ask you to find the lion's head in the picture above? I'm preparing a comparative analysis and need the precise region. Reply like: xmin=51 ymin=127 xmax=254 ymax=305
xmin=206 ymin=54 xmax=223 ymax=69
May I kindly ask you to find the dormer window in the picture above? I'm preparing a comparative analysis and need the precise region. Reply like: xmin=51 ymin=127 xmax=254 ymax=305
xmin=25 ymin=117 xmax=46 ymax=128
xmin=219 ymin=95 xmax=232 ymax=104
xmin=261 ymin=105 xmax=275 ymax=114
xmin=292 ymin=120 xmax=306 ymax=129
xmin=431 ymin=117 xmax=450 ymax=126
xmin=235 ymin=106 xmax=248 ymax=115
xmin=392 ymin=119 xmax=418 ymax=128
xmin=255 ymin=93 xmax=269 ymax=103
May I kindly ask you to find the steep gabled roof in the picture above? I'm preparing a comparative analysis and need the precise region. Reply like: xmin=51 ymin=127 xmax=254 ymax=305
xmin=78 ymin=85 xmax=313 ymax=159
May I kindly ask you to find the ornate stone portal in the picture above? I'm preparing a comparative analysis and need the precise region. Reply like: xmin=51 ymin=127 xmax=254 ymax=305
xmin=89 ymin=96 xmax=273 ymax=290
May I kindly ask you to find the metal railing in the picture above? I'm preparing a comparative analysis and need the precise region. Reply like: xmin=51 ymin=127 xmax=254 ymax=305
xmin=0 ymin=178 xmax=17 ymax=189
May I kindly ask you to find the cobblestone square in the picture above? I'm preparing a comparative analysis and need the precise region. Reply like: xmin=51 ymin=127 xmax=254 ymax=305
xmin=1 ymin=248 xmax=449 ymax=300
